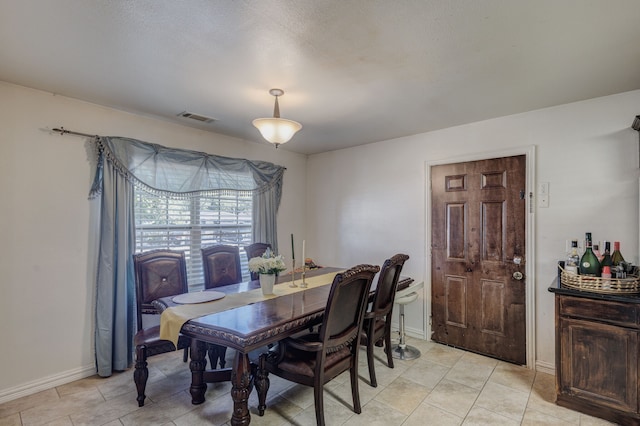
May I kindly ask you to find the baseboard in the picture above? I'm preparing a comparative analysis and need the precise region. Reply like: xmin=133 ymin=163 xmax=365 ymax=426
xmin=0 ymin=364 xmax=97 ymax=404
xmin=535 ymin=359 xmax=555 ymax=375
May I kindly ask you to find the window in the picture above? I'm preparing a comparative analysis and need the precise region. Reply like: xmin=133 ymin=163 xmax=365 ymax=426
xmin=134 ymin=189 xmax=253 ymax=289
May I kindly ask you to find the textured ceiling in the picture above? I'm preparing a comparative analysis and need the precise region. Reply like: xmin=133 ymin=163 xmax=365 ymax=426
xmin=1 ymin=0 xmax=639 ymax=155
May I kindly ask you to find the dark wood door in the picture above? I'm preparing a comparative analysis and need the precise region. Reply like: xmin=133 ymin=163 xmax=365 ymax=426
xmin=431 ymin=155 xmax=526 ymax=364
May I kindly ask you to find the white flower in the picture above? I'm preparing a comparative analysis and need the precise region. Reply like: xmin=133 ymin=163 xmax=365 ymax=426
xmin=248 ymin=251 xmax=286 ymax=275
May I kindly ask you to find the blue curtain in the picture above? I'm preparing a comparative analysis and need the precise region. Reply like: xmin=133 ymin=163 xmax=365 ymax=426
xmin=90 ymin=136 xmax=285 ymax=376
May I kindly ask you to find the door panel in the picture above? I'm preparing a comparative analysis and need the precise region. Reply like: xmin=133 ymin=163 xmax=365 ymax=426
xmin=431 ymin=155 xmax=526 ymax=364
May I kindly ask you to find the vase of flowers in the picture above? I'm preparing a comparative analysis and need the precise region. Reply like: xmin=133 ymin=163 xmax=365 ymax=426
xmin=248 ymin=250 xmax=286 ymax=295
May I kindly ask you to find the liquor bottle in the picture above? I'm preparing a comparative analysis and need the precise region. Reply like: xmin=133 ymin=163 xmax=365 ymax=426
xmin=593 ymin=243 xmax=602 ymax=262
xmin=579 ymin=232 xmax=601 ymax=276
xmin=611 ymin=241 xmax=625 ymax=266
xmin=600 ymin=241 xmax=612 ymax=268
xmin=565 ymin=240 xmax=580 ymax=274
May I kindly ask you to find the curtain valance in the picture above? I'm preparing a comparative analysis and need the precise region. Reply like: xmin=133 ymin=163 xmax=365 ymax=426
xmin=89 ymin=136 xmax=285 ymax=199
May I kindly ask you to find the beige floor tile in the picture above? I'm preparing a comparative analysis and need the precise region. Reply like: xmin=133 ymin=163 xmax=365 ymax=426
xmin=462 ymin=406 xmax=520 ymax=425
xmin=400 ymin=359 xmax=450 ymax=390
xmin=473 ymin=381 xmax=529 ymax=421
xmin=290 ymin=395 xmax=356 ymax=426
xmin=69 ymin=389 xmax=141 ymax=426
xmin=488 ymin=361 xmax=536 ymax=393
xmin=444 ymin=359 xmax=494 ymax=390
xmin=171 ymin=393 xmax=234 ymax=426
xmin=343 ymin=399 xmax=406 ymax=425
xmin=403 ymin=401 xmax=463 ymax=426
xmin=119 ymin=390 xmax=194 ymax=426
xmin=522 ymin=408 xmax=576 ymax=425
xmin=41 ymin=417 xmax=73 ymax=426
xmin=424 ymin=379 xmax=480 ymax=417
xmin=248 ymin=394 xmax=304 ymax=426
xmin=527 ymin=392 xmax=581 ymax=424
xmin=373 ymin=376 xmax=430 ymax=415
xmin=20 ymin=388 xmax=105 ymax=426
xmin=0 ymin=413 xmax=22 ymax=426
xmin=421 ymin=345 xmax=465 ymax=368
xmin=0 ymin=389 xmax=60 ymax=419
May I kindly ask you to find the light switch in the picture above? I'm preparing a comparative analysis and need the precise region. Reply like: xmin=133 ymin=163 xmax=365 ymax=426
xmin=537 ymin=182 xmax=549 ymax=208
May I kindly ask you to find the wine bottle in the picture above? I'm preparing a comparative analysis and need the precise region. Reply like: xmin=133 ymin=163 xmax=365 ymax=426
xmin=565 ymin=240 xmax=580 ymax=274
xmin=611 ymin=241 xmax=625 ymax=266
xmin=593 ymin=243 xmax=602 ymax=262
xmin=600 ymin=241 xmax=612 ymax=268
xmin=579 ymin=232 xmax=601 ymax=276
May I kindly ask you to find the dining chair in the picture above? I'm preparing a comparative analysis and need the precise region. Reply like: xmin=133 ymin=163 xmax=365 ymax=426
xmin=360 ymin=253 xmax=410 ymax=387
xmin=256 ymin=264 xmax=380 ymax=426
xmin=244 ymin=242 xmax=272 ymax=280
xmin=133 ymin=249 xmax=191 ymax=407
xmin=201 ymin=244 xmax=242 ymax=368
xmin=202 ymin=244 xmax=243 ymax=288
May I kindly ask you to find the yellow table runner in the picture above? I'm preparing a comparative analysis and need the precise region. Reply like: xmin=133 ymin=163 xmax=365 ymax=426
xmin=160 ymin=271 xmax=341 ymax=345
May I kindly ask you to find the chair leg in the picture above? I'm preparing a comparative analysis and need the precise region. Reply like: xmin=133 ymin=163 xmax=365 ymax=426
xmin=255 ymin=354 xmax=270 ymax=416
xmin=384 ymin=325 xmax=394 ymax=369
xmin=183 ymin=347 xmax=189 ymax=363
xmin=207 ymin=344 xmax=227 ymax=369
xmin=314 ymin=383 xmax=326 ymax=426
xmin=350 ymin=362 xmax=362 ymax=414
xmin=134 ymin=345 xmax=148 ymax=407
xmin=366 ymin=339 xmax=377 ymax=388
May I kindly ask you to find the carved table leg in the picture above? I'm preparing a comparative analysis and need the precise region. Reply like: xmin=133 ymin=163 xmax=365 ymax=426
xmin=230 ymin=351 xmax=253 ymax=426
xmin=189 ymin=339 xmax=208 ymax=404
xmin=255 ymin=353 xmax=270 ymax=416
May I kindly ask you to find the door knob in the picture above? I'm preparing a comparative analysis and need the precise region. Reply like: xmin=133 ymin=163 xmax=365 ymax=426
xmin=512 ymin=271 xmax=524 ymax=280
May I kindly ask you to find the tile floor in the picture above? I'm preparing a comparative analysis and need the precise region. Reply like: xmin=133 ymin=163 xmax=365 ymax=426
xmin=0 ymin=337 xmax=616 ymax=425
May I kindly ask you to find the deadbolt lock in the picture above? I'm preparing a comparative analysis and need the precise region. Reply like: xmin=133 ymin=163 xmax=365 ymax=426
xmin=512 ymin=271 xmax=524 ymax=280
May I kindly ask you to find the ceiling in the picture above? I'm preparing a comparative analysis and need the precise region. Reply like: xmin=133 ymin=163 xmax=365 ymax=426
xmin=1 ymin=1 xmax=639 ymax=155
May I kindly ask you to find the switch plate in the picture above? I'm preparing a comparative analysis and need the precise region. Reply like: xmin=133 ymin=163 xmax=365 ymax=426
xmin=537 ymin=182 xmax=549 ymax=208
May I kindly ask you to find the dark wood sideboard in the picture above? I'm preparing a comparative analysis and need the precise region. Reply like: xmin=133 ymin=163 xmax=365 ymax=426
xmin=549 ymin=281 xmax=640 ymax=425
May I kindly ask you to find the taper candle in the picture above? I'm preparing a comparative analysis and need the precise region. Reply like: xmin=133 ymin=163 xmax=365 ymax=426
xmin=302 ymin=239 xmax=306 ymax=266
xmin=291 ymin=234 xmax=295 ymax=260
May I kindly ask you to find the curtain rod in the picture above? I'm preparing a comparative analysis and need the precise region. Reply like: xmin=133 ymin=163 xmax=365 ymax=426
xmin=52 ymin=127 xmax=100 ymax=138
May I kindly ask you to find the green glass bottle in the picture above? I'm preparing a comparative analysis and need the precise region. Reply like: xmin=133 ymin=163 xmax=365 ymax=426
xmin=611 ymin=241 xmax=625 ymax=266
xmin=579 ymin=232 xmax=601 ymax=276
xmin=600 ymin=241 xmax=612 ymax=268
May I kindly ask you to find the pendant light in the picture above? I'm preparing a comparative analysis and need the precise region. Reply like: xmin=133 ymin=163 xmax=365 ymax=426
xmin=252 ymin=89 xmax=302 ymax=148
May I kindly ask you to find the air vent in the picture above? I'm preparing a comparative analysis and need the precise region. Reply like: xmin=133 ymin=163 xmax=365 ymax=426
xmin=177 ymin=111 xmax=216 ymax=124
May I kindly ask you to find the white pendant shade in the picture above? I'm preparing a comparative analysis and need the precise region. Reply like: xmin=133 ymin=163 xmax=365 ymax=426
xmin=253 ymin=89 xmax=302 ymax=147
xmin=252 ymin=117 xmax=302 ymax=145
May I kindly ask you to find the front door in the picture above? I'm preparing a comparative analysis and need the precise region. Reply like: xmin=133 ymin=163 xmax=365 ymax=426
xmin=431 ymin=155 xmax=526 ymax=365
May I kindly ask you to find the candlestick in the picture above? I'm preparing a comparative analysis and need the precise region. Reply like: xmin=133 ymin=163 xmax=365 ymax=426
xmin=289 ymin=258 xmax=297 ymax=287
xmin=299 ymin=239 xmax=307 ymax=288
xmin=300 ymin=263 xmax=307 ymax=288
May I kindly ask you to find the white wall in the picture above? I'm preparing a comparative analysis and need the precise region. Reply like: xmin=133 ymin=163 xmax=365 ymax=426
xmin=306 ymin=90 xmax=640 ymax=370
xmin=0 ymin=82 xmax=308 ymax=401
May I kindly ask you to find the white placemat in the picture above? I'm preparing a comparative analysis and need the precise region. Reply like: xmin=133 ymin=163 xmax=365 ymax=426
xmin=172 ymin=291 xmax=225 ymax=304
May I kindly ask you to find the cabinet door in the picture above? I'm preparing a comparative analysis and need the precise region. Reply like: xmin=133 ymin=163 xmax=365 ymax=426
xmin=559 ymin=317 xmax=638 ymax=413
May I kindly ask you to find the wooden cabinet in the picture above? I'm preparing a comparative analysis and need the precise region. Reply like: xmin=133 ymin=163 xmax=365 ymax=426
xmin=553 ymin=291 xmax=640 ymax=425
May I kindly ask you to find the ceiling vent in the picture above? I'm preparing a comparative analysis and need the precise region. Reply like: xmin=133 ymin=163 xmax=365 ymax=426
xmin=177 ymin=111 xmax=216 ymax=124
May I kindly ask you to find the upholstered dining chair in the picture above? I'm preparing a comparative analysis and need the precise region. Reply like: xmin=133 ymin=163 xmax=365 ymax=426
xmin=360 ymin=253 xmax=410 ymax=387
xmin=133 ymin=249 xmax=191 ymax=407
xmin=201 ymin=244 xmax=242 ymax=368
xmin=244 ymin=242 xmax=272 ymax=280
xmin=256 ymin=264 xmax=380 ymax=426
xmin=202 ymin=244 xmax=243 ymax=288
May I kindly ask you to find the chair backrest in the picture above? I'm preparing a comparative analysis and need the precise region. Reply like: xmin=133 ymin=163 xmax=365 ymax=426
xmin=371 ymin=253 xmax=410 ymax=318
xmin=320 ymin=264 xmax=380 ymax=352
xmin=244 ymin=242 xmax=272 ymax=280
xmin=201 ymin=244 xmax=243 ymax=289
xmin=133 ymin=249 xmax=188 ymax=331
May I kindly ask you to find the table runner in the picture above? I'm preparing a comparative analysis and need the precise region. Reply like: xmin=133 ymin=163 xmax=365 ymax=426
xmin=160 ymin=271 xmax=341 ymax=345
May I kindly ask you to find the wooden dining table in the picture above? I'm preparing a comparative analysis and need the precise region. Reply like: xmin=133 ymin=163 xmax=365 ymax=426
xmin=153 ymin=267 xmax=414 ymax=425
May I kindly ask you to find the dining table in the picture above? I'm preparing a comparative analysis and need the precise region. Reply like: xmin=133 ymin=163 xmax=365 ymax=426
xmin=153 ymin=266 xmax=415 ymax=425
